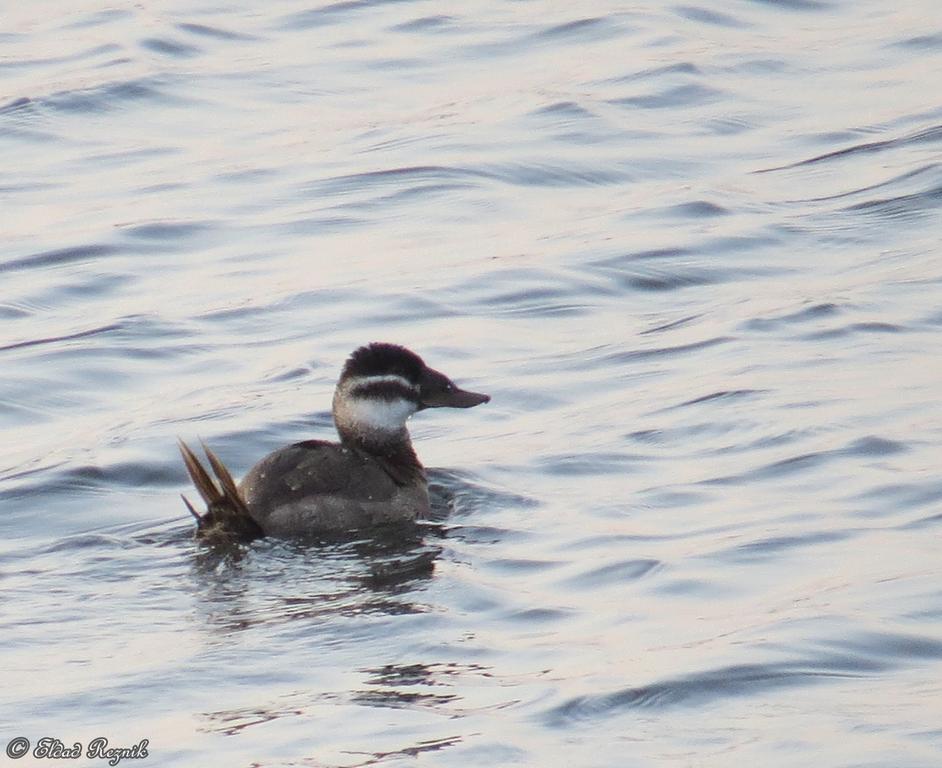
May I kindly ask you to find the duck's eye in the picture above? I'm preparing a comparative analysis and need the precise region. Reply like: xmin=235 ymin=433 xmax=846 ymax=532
xmin=444 ymin=382 xmax=453 ymax=392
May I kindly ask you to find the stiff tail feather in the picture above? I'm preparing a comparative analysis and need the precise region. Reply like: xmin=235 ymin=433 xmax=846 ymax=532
xmin=178 ymin=439 xmax=263 ymax=542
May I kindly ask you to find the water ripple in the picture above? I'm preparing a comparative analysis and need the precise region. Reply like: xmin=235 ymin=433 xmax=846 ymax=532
xmin=2 ymin=244 xmax=119 ymax=273
xmin=0 ymin=322 xmax=123 ymax=354
xmin=893 ymin=33 xmax=942 ymax=50
xmin=673 ymin=5 xmax=749 ymax=28
xmin=742 ymin=302 xmax=843 ymax=331
xmin=45 ymin=78 xmax=171 ymax=114
xmin=390 ymin=15 xmax=455 ymax=33
xmin=748 ymin=0 xmax=828 ymax=10
xmin=714 ymin=530 xmax=851 ymax=563
xmin=605 ymin=336 xmax=733 ymax=364
xmin=844 ymin=182 xmax=942 ymax=221
xmin=802 ymin=321 xmax=905 ymax=340
xmin=536 ymin=17 xmax=616 ymax=41
xmin=610 ymin=83 xmax=724 ymax=110
xmin=671 ymin=389 xmax=767 ymax=409
xmin=545 ymin=658 xmax=876 ymax=726
xmin=702 ymin=435 xmax=907 ymax=486
xmin=176 ymin=22 xmax=258 ymax=41
xmin=561 ymin=558 xmax=662 ymax=588
xmin=140 ymin=37 xmax=201 ymax=58
xmin=280 ymin=0 xmax=413 ymax=30
xmin=118 ymin=220 xmax=216 ymax=241
xmin=758 ymin=124 xmax=942 ymax=172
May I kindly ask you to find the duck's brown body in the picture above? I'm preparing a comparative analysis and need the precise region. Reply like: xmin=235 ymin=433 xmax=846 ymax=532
xmin=239 ymin=440 xmax=429 ymax=535
xmin=179 ymin=343 xmax=489 ymax=541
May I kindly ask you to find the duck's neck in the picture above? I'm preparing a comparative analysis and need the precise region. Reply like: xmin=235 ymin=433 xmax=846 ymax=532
xmin=337 ymin=425 xmax=426 ymax=486
xmin=335 ymin=419 xmax=410 ymax=456
xmin=332 ymin=381 xmax=427 ymax=485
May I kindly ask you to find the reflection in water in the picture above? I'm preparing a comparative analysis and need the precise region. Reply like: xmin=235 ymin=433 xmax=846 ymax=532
xmin=200 ymin=694 xmax=314 ymax=737
xmin=189 ymin=525 xmax=442 ymax=633
xmin=344 ymin=735 xmax=464 ymax=766
xmin=352 ymin=662 xmax=462 ymax=712
xmin=201 ymin=688 xmax=466 ymax=767
xmin=352 ymin=661 xmax=498 ymax=715
xmin=186 ymin=468 xmax=532 ymax=634
xmin=188 ymin=471 xmax=528 ymax=765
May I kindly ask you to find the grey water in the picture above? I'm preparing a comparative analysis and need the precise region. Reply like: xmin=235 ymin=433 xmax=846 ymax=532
xmin=2 ymin=1 xmax=942 ymax=765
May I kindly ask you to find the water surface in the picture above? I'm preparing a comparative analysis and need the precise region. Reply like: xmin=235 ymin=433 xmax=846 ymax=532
xmin=3 ymin=1 xmax=942 ymax=765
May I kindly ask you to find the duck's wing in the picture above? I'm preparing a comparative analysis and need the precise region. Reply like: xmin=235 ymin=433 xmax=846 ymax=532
xmin=239 ymin=440 xmax=401 ymax=514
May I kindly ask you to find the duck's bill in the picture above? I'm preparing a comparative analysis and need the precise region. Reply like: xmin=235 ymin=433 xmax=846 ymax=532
xmin=421 ymin=387 xmax=490 ymax=409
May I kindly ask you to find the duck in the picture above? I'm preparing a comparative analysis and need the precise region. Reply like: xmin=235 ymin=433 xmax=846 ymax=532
xmin=179 ymin=342 xmax=490 ymax=541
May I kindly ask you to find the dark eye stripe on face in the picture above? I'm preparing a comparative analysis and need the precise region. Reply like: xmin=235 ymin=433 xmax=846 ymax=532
xmin=349 ymin=380 xmax=419 ymax=403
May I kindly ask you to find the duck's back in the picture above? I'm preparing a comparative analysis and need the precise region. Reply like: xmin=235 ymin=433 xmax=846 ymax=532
xmin=239 ymin=440 xmax=428 ymax=535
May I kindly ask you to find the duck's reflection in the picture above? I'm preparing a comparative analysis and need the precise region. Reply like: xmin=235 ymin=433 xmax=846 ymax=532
xmin=350 ymin=660 xmax=497 ymax=713
xmin=186 ymin=469 xmax=523 ymax=765
xmin=188 ymin=520 xmax=443 ymax=631
xmin=185 ymin=468 xmax=532 ymax=631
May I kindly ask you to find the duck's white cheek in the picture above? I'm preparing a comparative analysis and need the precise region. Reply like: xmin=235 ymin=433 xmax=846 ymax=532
xmin=346 ymin=397 xmax=417 ymax=432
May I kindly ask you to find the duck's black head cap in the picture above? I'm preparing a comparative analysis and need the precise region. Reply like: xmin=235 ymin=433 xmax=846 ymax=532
xmin=341 ymin=343 xmax=426 ymax=384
